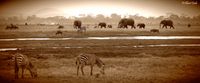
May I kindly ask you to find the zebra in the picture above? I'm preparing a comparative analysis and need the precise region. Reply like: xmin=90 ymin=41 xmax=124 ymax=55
xmin=5 ymin=24 xmax=18 ymax=30
xmin=56 ymin=30 xmax=63 ymax=35
xmin=58 ymin=25 xmax=64 ymax=29
xmin=75 ymin=53 xmax=105 ymax=76
xmin=77 ymin=26 xmax=86 ymax=33
xmin=12 ymin=53 xmax=37 ymax=79
xmin=150 ymin=29 xmax=159 ymax=33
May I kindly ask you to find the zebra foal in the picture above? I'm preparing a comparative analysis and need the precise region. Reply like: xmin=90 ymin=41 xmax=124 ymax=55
xmin=75 ymin=53 xmax=105 ymax=76
xmin=12 ymin=53 xmax=37 ymax=79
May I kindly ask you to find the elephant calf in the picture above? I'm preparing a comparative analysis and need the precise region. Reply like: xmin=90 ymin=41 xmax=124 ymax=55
xmin=107 ymin=25 xmax=112 ymax=28
xmin=98 ymin=22 xmax=107 ymax=28
xmin=137 ymin=23 xmax=145 ymax=29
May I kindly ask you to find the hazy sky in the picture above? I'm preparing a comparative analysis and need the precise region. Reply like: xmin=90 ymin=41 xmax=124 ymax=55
xmin=0 ymin=0 xmax=199 ymax=18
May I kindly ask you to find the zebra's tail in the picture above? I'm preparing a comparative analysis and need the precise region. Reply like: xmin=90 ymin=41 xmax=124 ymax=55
xmin=29 ymin=61 xmax=34 ymax=68
xmin=75 ymin=54 xmax=82 ymax=65
xmin=75 ymin=60 xmax=77 ymax=65
xmin=75 ymin=58 xmax=78 ymax=65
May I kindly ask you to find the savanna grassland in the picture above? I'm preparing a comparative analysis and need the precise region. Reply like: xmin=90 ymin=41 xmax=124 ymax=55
xmin=0 ymin=24 xmax=200 ymax=38
xmin=0 ymin=24 xmax=200 ymax=83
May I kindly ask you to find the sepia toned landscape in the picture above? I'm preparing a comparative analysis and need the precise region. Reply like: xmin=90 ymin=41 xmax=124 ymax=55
xmin=0 ymin=0 xmax=200 ymax=83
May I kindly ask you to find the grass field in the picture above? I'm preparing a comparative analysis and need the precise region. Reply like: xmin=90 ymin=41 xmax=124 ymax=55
xmin=0 ymin=24 xmax=200 ymax=83
xmin=0 ymin=54 xmax=200 ymax=83
xmin=0 ymin=24 xmax=200 ymax=38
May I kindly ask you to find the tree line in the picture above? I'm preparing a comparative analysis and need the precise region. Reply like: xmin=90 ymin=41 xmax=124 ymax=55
xmin=0 ymin=13 xmax=200 ymax=25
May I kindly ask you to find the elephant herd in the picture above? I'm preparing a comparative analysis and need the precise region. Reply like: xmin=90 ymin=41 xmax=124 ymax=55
xmin=73 ymin=18 xmax=175 ymax=31
xmin=4 ymin=19 xmax=175 ymax=34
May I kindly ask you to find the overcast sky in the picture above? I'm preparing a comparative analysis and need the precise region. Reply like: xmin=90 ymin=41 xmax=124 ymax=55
xmin=0 ymin=0 xmax=199 ymax=18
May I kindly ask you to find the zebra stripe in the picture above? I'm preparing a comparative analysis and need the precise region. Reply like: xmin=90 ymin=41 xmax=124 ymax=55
xmin=81 ymin=55 xmax=88 ymax=60
xmin=80 ymin=55 xmax=88 ymax=62
xmin=12 ymin=53 xmax=25 ymax=65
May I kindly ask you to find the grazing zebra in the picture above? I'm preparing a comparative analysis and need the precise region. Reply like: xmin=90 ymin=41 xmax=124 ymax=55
xmin=77 ymin=26 xmax=86 ymax=33
xmin=12 ymin=53 xmax=37 ymax=79
xmin=58 ymin=25 xmax=64 ymax=29
xmin=75 ymin=53 xmax=105 ymax=76
xmin=5 ymin=24 xmax=18 ymax=30
xmin=56 ymin=30 xmax=63 ymax=35
xmin=150 ymin=29 xmax=159 ymax=33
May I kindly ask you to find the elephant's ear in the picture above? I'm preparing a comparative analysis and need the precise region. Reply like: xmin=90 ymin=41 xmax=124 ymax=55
xmin=119 ymin=23 xmax=123 ymax=26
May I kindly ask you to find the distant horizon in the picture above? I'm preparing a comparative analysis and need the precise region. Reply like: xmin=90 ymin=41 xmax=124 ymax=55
xmin=0 ymin=0 xmax=199 ymax=18
xmin=0 ymin=12 xmax=199 ymax=19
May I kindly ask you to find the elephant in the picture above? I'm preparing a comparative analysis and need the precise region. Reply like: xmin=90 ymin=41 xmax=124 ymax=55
xmin=160 ymin=20 xmax=174 ymax=29
xmin=73 ymin=20 xmax=82 ymax=29
xmin=98 ymin=22 xmax=107 ymax=28
xmin=118 ymin=18 xmax=135 ymax=29
xmin=137 ymin=23 xmax=145 ymax=29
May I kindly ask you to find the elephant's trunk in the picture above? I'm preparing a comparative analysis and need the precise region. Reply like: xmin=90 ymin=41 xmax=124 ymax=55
xmin=160 ymin=23 xmax=162 ymax=28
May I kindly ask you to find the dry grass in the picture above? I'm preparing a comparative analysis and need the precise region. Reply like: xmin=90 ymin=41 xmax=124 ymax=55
xmin=0 ymin=25 xmax=200 ymax=38
xmin=0 ymin=25 xmax=200 ymax=83
xmin=0 ymin=53 xmax=200 ymax=83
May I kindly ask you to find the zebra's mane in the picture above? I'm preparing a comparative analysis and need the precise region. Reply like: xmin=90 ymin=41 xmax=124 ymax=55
xmin=29 ymin=61 xmax=35 ymax=68
xmin=96 ymin=57 xmax=104 ymax=68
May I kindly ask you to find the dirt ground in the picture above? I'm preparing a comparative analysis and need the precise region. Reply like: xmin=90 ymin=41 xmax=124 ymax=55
xmin=0 ymin=25 xmax=200 ymax=83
